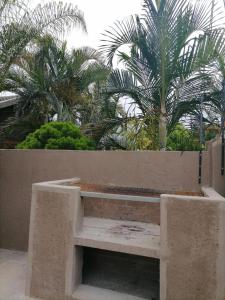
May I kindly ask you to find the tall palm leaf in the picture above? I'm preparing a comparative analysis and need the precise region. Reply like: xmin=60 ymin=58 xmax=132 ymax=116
xmin=80 ymin=93 xmax=128 ymax=146
xmin=101 ymin=0 xmax=225 ymax=149
xmin=0 ymin=0 xmax=86 ymax=89
xmin=5 ymin=37 xmax=109 ymax=124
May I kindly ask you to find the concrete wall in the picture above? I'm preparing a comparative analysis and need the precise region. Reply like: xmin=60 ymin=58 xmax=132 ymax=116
xmin=0 ymin=149 xmax=209 ymax=250
xmin=84 ymin=197 xmax=160 ymax=225
xmin=160 ymin=194 xmax=225 ymax=300
xmin=210 ymin=140 xmax=225 ymax=196
xmin=26 ymin=183 xmax=82 ymax=300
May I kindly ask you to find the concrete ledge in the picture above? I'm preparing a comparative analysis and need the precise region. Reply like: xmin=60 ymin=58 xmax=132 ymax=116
xmin=32 ymin=177 xmax=81 ymax=192
xmin=81 ymin=191 xmax=160 ymax=203
xmin=161 ymin=193 xmax=224 ymax=204
xmin=202 ymin=186 xmax=225 ymax=200
xmin=74 ymin=217 xmax=160 ymax=259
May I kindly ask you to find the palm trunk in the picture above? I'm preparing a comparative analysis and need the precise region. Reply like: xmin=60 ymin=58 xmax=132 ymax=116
xmin=159 ymin=102 xmax=167 ymax=150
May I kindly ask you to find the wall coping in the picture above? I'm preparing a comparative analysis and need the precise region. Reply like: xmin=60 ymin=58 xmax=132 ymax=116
xmin=201 ymin=186 xmax=225 ymax=200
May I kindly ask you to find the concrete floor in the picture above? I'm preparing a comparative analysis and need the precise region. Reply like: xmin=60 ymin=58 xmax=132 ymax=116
xmin=0 ymin=249 xmax=38 ymax=300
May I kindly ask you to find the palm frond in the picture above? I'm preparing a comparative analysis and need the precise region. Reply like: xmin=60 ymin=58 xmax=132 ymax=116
xmin=0 ymin=0 xmax=87 ymax=89
xmin=101 ymin=15 xmax=139 ymax=66
xmin=27 ymin=2 xmax=86 ymax=36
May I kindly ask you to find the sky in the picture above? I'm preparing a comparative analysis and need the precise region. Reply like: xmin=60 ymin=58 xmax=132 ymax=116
xmin=31 ymin=0 xmax=225 ymax=49
xmin=32 ymin=0 xmax=142 ymax=49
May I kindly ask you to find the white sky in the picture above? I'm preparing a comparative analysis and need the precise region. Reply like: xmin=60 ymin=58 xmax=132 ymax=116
xmin=32 ymin=0 xmax=143 ymax=49
xmin=31 ymin=0 xmax=225 ymax=50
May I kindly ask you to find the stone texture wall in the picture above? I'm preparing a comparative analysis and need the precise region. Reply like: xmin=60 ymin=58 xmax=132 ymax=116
xmin=26 ymin=183 xmax=82 ymax=300
xmin=160 ymin=194 xmax=225 ymax=300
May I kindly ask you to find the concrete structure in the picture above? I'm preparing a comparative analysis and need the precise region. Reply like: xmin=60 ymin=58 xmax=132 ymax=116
xmin=0 ymin=149 xmax=210 ymax=251
xmin=26 ymin=179 xmax=225 ymax=300
xmin=210 ymin=139 xmax=225 ymax=196
xmin=26 ymin=180 xmax=81 ymax=300
xmin=1 ymin=138 xmax=225 ymax=300
xmin=26 ymin=179 xmax=161 ymax=300
xmin=160 ymin=192 xmax=225 ymax=300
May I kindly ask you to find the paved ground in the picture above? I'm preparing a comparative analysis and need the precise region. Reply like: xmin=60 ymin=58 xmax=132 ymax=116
xmin=0 ymin=249 xmax=38 ymax=300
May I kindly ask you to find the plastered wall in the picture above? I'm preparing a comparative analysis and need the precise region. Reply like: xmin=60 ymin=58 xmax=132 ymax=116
xmin=210 ymin=140 xmax=225 ymax=196
xmin=0 ymin=148 xmax=211 ymax=250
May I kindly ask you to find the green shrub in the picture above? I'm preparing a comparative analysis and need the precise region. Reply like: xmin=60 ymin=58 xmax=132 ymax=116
xmin=17 ymin=122 xmax=95 ymax=150
xmin=167 ymin=124 xmax=201 ymax=151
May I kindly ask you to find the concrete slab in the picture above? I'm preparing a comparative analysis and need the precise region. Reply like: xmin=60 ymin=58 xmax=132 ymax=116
xmin=74 ymin=217 xmax=160 ymax=258
xmin=0 ymin=249 xmax=38 ymax=300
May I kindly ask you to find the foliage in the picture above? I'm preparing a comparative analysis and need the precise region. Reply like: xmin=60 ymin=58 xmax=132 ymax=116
xmin=1 ymin=0 xmax=225 ymax=152
xmin=0 ymin=0 xmax=87 ymax=89
xmin=124 ymin=118 xmax=159 ymax=150
xmin=0 ymin=0 xmax=94 ymax=149
xmin=103 ymin=116 xmax=159 ymax=151
xmin=16 ymin=121 xmax=95 ymax=150
xmin=101 ymin=0 xmax=225 ymax=149
xmin=81 ymin=93 xmax=129 ymax=147
xmin=5 ymin=36 xmax=109 ymax=122
xmin=1 ymin=37 xmax=109 ymax=148
xmin=167 ymin=124 xmax=201 ymax=151
xmin=0 ymin=115 xmax=42 ymax=149
xmin=205 ymin=128 xmax=218 ymax=141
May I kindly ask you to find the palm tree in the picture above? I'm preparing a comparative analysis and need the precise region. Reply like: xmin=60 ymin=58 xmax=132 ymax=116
xmin=80 ymin=93 xmax=129 ymax=148
xmin=0 ymin=0 xmax=86 ymax=89
xmin=4 ymin=36 xmax=109 ymax=124
xmin=101 ymin=0 xmax=225 ymax=149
